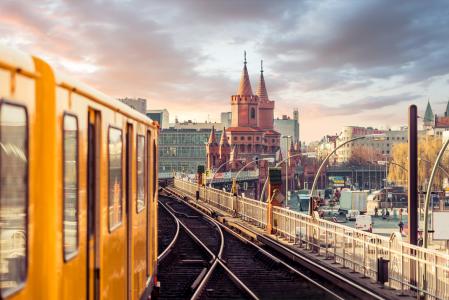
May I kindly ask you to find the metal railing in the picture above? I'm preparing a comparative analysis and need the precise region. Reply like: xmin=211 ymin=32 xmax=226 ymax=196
xmin=173 ymin=178 xmax=449 ymax=299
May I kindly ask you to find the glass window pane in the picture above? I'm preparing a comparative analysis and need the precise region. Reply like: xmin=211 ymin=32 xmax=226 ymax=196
xmin=0 ymin=103 xmax=28 ymax=296
xmin=153 ymin=140 xmax=157 ymax=200
xmin=136 ymin=135 xmax=145 ymax=213
xmin=108 ymin=127 xmax=122 ymax=230
xmin=63 ymin=115 xmax=78 ymax=259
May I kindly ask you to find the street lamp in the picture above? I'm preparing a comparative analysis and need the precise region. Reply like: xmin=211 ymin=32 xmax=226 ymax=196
xmin=282 ymin=135 xmax=292 ymax=207
xmin=383 ymin=160 xmax=408 ymax=172
xmin=209 ymin=159 xmax=244 ymax=188
xmin=309 ymin=134 xmax=385 ymax=217
xmin=422 ymin=138 xmax=449 ymax=248
xmin=232 ymin=158 xmax=267 ymax=196
xmin=259 ymin=153 xmax=304 ymax=202
xmin=378 ymin=160 xmax=408 ymax=188
xmin=380 ymin=158 xmax=449 ymax=184
xmin=419 ymin=158 xmax=449 ymax=178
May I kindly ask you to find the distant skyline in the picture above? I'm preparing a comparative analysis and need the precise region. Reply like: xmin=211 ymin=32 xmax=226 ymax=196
xmin=2 ymin=0 xmax=449 ymax=142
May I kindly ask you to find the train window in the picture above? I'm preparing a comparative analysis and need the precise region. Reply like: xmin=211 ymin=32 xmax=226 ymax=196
xmin=0 ymin=102 xmax=28 ymax=297
xmin=63 ymin=114 xmax=78 ymax=260
xmin=153 ymin=140 xmax=157 ymax=200
xmin=108 ymin=127 xmax=123 ymax=231
xmin=136 ymin=135 xmax=145 ymax=213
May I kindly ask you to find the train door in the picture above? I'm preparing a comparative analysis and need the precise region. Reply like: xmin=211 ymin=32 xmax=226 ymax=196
xmin=146 ymin=130 xmax=151 ymax=277
xmin=87 ymin=110 xmax=101 ymax=300
xmin=125 ymin=123 xmax=133 ymax=299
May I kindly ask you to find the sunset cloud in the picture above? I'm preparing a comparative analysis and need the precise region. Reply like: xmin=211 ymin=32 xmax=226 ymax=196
xmin=1 ymin=0 xmax=449 ymax=141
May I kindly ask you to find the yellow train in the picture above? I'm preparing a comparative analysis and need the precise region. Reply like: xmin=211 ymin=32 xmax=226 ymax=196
xmin=0 ymin=45 xmax=159 ymax=299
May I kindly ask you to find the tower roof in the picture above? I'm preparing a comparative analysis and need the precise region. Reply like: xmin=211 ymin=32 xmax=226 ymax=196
xmin=256 ymin=60 xmax=269 ymax=102
xmin=237 ymin=51 xmax=253 ymax=96
xmin=230 ymin=144 xmax=239 ymax=160
xmin=220 ymin=127 xmax=230 ymax=146
xmin=424 ymin=100 xmax=434 ymax=123
xmin=208 ymin=126 xmax=218 ymax=145
xmin=445 ymin=99 xmax=449 ymax=117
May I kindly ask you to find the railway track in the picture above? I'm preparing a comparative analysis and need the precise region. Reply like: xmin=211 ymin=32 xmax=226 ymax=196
xmin=158 ymin=203 xmax=179 ymax=259
xmin=158 ymin=192 xmax=350 ymax=300
xmin=158 ymin=198 xmax=255 ymax=299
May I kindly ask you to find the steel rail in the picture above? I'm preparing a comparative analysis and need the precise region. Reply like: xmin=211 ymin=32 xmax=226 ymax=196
xmin=157 ymin=202 xmax=180 ymax=261
xmin=163 ymin=202 xmax=216 ymax=260
xmin=161 ymin=194 xmax=258 ymax=300
xmin=165 ymin=186 xmax=387 ymax=300
xmin=164 ymin=188 xmax=350 ymax=300
xmin=173 ymin=190 xmax=345 ymax=300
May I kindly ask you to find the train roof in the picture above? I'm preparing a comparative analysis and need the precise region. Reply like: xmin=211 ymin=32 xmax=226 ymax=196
xmin=0 ymin=44 xmax=36 ymax=76
xmin=0 ymin=44 xmax=157 ymax=129
xmin=55 ymin=71 xmax=157 ymax=128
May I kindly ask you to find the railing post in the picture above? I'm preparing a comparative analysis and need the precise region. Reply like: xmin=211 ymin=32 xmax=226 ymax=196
xmin=325 ymin=222 xmax=329 ymax=259
xmin=363 ymin=235 xmax=366 ymax=278
xmin=375 ymin=240 xmax=379 ymax=281
xmin=400 ymin=244 xmax=404 ymax=296
xmin=434 ymin=254 xmax=438 ymax=298
xmin=352 ymin=231 xmax=356 ymax=273
xmin=342 ymin=229 xmax=346 ymax=268
xmin=333 ymin=225 xmax=337 ymax=264
xmin=388 ymin=239 xmax=392 ymax=289
xmin=266 ymin=201 xmax=273 ymax=234
xmin=317 ymin=222 xmax=321 ymax=256
xmin=304 ymin=217 xmax=308 ymax=248
xmin=288 ymin=211 xmax=292 ymax=241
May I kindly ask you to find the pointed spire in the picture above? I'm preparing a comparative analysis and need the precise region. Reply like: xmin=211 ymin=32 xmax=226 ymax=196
xmin=278 ymin=150 xmax=283 ymax=162
xmin=289 ymin=140 xmax=295 ymax=152
xmin=208 ymin=126 xmax=218 ymax=144
xmin=256 ymin=59 xmax=269 ymax=102
xmin=219 ymin=127 xmax=230 ymax=146
xmin=424 ymin=99 xmax=434 ymax=123
xmin=445 ymin=99 xmax=449 ymax=117
xmin=237 ymin=51 xmax=253 ymax=96
xmin=230 ymin=144 xmax=239 ymax=161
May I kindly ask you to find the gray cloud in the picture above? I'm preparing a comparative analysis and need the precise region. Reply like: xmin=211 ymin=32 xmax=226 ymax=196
xmin=1 ymin=0 xmax=448 ymax=141
xmin=262 ymin=0 xmax=449 ymax=90
xmin=306 ymin=93 xmax=421 ymax=117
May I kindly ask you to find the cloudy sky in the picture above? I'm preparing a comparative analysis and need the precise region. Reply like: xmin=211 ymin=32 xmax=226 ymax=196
xmin=2 ymin=0 xmax=449 ymax=141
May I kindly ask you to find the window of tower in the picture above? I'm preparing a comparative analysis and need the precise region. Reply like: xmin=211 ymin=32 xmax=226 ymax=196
xmin=251 ymin=107 xmax=256 ymax=119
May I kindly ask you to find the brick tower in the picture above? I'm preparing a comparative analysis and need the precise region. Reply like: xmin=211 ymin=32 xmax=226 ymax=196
xmin=206 ymin=126 xmax=219 ymax=169
xmin=230 ymin=51 xmax=259 ymax=128
xmin=219 ymin=127 xmax=231 ymax=170
xmin=256 ymin=60 xmax=275 ymax=131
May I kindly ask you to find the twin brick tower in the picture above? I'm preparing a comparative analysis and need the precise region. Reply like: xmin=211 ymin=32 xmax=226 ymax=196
xmin=206 ymin=52 xmax=301 ymax=198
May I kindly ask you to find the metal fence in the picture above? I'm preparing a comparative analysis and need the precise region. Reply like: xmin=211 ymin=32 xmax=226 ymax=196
xmin=173 ymin=179 xmax=449 ymax=299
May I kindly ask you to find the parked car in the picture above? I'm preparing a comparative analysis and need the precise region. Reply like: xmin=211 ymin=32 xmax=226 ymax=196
xmin=355 ymin=214 xmax=373 ymax=232
xmin=346 ymin=209 xmax=360 ymax=221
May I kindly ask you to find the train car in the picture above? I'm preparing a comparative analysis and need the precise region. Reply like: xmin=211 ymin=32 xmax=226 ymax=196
xmin=0 ymin=45 xmax=159 ymax=300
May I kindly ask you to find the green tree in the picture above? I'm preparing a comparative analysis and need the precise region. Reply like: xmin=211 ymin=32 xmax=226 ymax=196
xmin=388 ymin=136 xmax=449 ymax=190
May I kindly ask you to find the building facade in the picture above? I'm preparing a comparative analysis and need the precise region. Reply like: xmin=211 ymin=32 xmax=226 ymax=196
xmin=207 ymin=55 xmax=281 ymax=168
xmin=316 ymin=134 xmax=338 ymax=164
xmin=205 ymin=54 xmax=301 ymax=200
xmin=118 ymin=97 xmax=147 ymax=114
xmin=158 ymin=121 xmax=223 ymax=176
xmin=335 ymin=126 xmax=409 ymax=164
xmin=274 ymin=109 xmax=300 ymax=155
xmin=146 ymin=109 xmax=169 ymax=129
xmin=220 ymin=112 xmax=232 ymax=129
xmin=424 ymin=100 xmax=449 ymax=137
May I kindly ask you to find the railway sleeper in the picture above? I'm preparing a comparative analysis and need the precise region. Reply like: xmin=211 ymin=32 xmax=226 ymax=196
xmin=179 ymin=259 xmax=208 ymax=266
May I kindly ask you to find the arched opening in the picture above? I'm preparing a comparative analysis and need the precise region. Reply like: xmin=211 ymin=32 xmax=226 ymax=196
xmin=250 ymin=107 xmax=256 ymax=119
